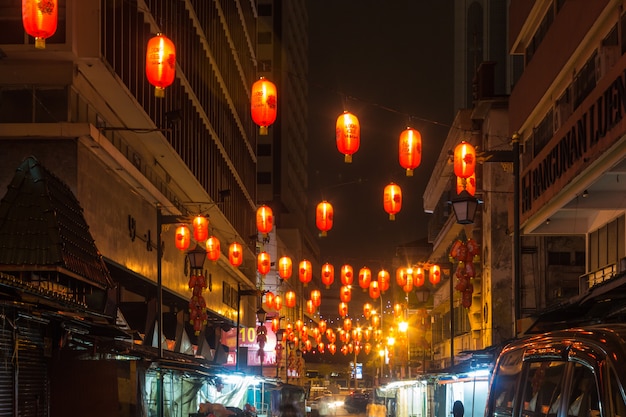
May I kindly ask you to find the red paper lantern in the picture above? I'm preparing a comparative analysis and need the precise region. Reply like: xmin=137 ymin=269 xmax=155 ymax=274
xmin=175 ymin=225 xmax=191 ymax=251
xmin=328 ymin=343 xmax=337 ymax=355
xmin=430 ymin=264 xmax=441 ymax=285
xmin=364 ymin=342 xmax=372 ymax=355
xmin=396 ymin=267 xmax=408 ymax=287
xmin=369 ymin=280 xmax=381 ymax=299
xmin=192 ymin=215 xmax=209 ymax=242
xmin=274 ymin=294 xmax=283 ymax=311
xmin=22 ymin=0 xmax=58 ymax=49
xmin=256 ymin=205 xmax=273 ymax=236
xmin=228 ymin=242 xmax=243 ymax=267
xmin=343 ymin=318 xmax=352 ymax=332
xmin=363 ymin=328 xmax=371 ymax=341
xmin=285 ymin=291 xmax=296 ymax=308
xmin=363 ymin=303 xmax=372 ymax=319
xmin=358 ymin=267 xmax=372 ymax=291
xmin=206 ymin=236 xmax=221 ymax=262
xmin=394 ymin=303 xmax=403 ymax=318
xmin=311 ymin=289 xmax=322 ymax=307
xmin=316 ymin=201 xmax=334 ymax=236
xmin=399 ymin=127 xmax=422 ymax=176
xmin=402 ymin=272 xmax=414 ymax=293
xmin=371 ymin=314 xmax=380 ymax=328
xmin=251 ymin=77 xmax=277 ymax=135
xmin=378 ymin=269 xmax=390 ymax=293
xmin=340 ymin=285 xmax=352 ymax=303
xmin=383 ymin=182 xmax=402 ymax=220
xmin=415 ymin=267 xmax=425 ymax=287
xmin=265 ymin=292 xmax=276 ymax=310
xmin=318 ymin=320 xmax=327 ymax=334
xmin=271 ymin=317 xmax=280 ymax=333
xmin=338 ymin=302 xmax=349 ymax=318
xmin=145 ymin=33 xmax=176 ymax=98
xmin=336 ymin=111 xmax=360 ymax=163
xmin=340 ymin=264 xmax=354 ymax=285
xmin=299 ymin=260 xmax=312 ymax=286
xmin=306 ymin=299 xmax=316 ymax=315
xmin=295 ymin=320 xmax=304 ymax=332
xmin=278 ymin=256 xmax=292 ymax=280
xmin=454 ymin=141 xmax=476 ymax=179
xmin=257 ymin=251 xmax=271 ymax=276
xmin=321 ymin=263 xmax=335 ymax=289
xmin=457 ymin=172 xmax=476 ymax=196
xmin=318 ymin=342 xmax=325 ymax=353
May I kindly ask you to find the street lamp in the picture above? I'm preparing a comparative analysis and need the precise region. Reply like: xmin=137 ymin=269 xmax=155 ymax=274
xmin=275 ymin=329 xmax=285 ymax=378
xmin=451 ymin=190 xmax=479 ymax=224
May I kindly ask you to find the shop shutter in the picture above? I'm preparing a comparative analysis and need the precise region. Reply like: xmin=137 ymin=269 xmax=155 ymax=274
xmin=17 ymin=321 xmax=48 ymax=417
xmin=0 ymin=323 xmax=14 ymax=416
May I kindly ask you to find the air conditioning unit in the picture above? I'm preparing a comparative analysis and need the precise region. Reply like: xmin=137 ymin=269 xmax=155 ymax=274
xmin=595 ymin=44 xmax=621 ymax=81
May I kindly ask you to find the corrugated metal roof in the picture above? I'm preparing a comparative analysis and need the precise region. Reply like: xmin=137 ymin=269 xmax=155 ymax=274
xmin=0 ymin=156 xmax=113 ymax=289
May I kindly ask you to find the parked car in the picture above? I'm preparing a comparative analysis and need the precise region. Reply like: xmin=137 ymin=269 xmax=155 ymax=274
xmin=485 ymin=324 xmax=626 ymax=417
xmin=306 ymin=393 xmax=343 ymax=417
xmin=344 ymin=389 xmax=370 ymax=414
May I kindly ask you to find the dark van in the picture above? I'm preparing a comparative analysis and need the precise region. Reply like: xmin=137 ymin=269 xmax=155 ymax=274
xmin=485 ymin=325 xmax=626 ymax=417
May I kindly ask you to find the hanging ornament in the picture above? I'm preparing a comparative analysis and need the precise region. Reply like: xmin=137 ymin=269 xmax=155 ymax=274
xmin=457 ymin=172 xmax=476 ymax=196
xmin=336 ymin=111 xmax=360 ymax=163
xmin=363 ymin=328 xmax=371 ymax=342
xmin=369 ymin=280 xmax=381 ymax=299
xmin=318 ymin=320 xmax=327 ymax=334
xmin=256 ymin=205 xmax=273 ymax=237
xmin=273 ymin=294 xmax=283 ymax=311
xmin=316 ymin=201 xmax=334 ymax=236
xmin=341 ymin=264 xmax=354 ymax=285
xmin=398 ymin=127 xmax=422 ymax=176
xmin=192 ymin=215 xmax=209 ymax=242
xmin=378 ymin=269 xmax=390 ymax=293
xmin=402 ymin=272 xmax=414 ymax=293
xmin=265 ymin=292 xmax=276 ymax=311
xmin=145 ymin=33 xmax=176 ymax=98
xmin=338 ymin=302 xmax=349 ymax=318
xmin=271 ymin=317 xmax=280 ymax=333
xmin=343 ymin=318 xmax=352 ymax=332
xmin=358 ymin=267 xmax=372 ymax=291
xmin=339 ymin=285 xmax=352 ymax=303
xmin=383 ymin=182 xmax=402 ymax=220
xmin=22 ymin=0 xmax=58 ymax=49
xmin=306 ymin=299 xmax=316 ymax=315
xmin=321 ymin=263 xmax=335 ymax=289
xmin=175 ymin=225 xmax=191 ymax=251
xmin=251 ymin=77 xmax=277 ymax=135
xmin=396 ymin=267 xmax=408 ymax=287
xmin=311 ymin=289 xmax=322 ymax=307
xmin=257 ymin=251 xmax=271 ymax=276
xmin=318 ymin=342 xmax=325 ymax=354
xmin=206 ymin=236 xmax=221 ymax=262
xmin=371 ymin=314 xmax=380 ymax=328
xmin=394 ymin=303 xmax=404 ymax=318
xmin=454 ymin=141 xmax=476 ymax=179
xmin=285 ymin=290 xmax=297 ymax=308
xmin=429 ymin=264 xmax=441 ymax=285
xmin=328 ymin=343 xmax=337 ymax=355
xmin=364 ymin=342 xmax=372 ymax=355
xmin=278 ymin=256 xmax=293 ymax=280
xmin=228 ymin=242 xmax=243 ymax=267
xmin=363 ymin=303 xmax=373 ymax=319
xmin=299 ymin=260 xmax=312 ymax=286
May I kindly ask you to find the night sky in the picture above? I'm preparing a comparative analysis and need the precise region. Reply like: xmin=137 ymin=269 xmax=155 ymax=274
xmin=306 ymin=1 xmax=456 ymax=273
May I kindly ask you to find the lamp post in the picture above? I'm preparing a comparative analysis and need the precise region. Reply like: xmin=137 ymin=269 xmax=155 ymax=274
xmin=276 ymin=329 xmax=285 ymax=378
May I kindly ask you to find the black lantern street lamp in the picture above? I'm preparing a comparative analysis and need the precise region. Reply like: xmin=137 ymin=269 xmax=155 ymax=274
xmin=451 ymin=190 xmax=479 ymax=225
xmin=187 ymin=243 xmax=207 ymax=271
xmin=275 ymin=329 xmax=285 ymax=378
xmin=256 ymin=307 xmax=267 ymax=324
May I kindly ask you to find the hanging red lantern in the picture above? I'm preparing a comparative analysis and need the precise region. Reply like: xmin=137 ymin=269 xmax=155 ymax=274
xmin=257 ymin=251 xmax=271 ymax=276
xmin=306 ymin=299 xmax=316 ymax=315
xmin=371 ymin=314 xmax=380 ymax=328
xmin=383 ymin=182 xmax=402 ymax=220
xmin=175 ymin=225 xmax=191 ymax=251
xmin=228 ymin=242 xmax=243 ymax=267
xmin=304 ymin=339 xmax=313 ymax=352
xmin=454 ymin=141 xmax=476 ymax=179
xmin=311 ymin=289 xmax=322 ymax=307
xmin=338 ymin=302 xmax=348 ymax=318
xmin=343 ymin=318 xmax=352 ymax=332
xmin=278 ymin=256 xmax=292 ymax=280
xmin=256 ymin=205 xmax=273 ymax=236
xmin=369 ymin=280 xmax=381 ymax=299
xmin=295 ymin=320 xmax=304 ymax=332
xmin=299 ymin=260 xmax=312 ymax=286
xmin=271 ymin=317 xmax=280 ymax=333
xmin=363 ymin=303 xmax=372 ymax=319
xmin=285 ymin=291 xmax=296 ymax=308
xmin=415 ymin=267 xmax=425 ymax=287
xmin=396 ymin=267 xmax=408 ymax=287
xmin=339 ymin=285 xmax=352 ymax=303
xmin=318 ymin=320 xmax=327 ymax=334
xmin=399 ymin=127 xmax=422 ymax=176
xmin=318 ymin=342 xmax=325 ymax=353
xmin=145 ymin=33 xmax=176 ymax=98
xmin=358 ymin=267 xmax=372 ymax=291
xmin=22 ymin=0 xmax=58 ymax=49
xmin=394 ymin=303 xmax=403 ymax=318
xmin=265 ymin=292 xmax=275 ymax=311
xmin=192 ymin=215 xmax=209 ymax=242
xmin=316 ymin=201 xmax=334 ymax=236
xmin=363 ymin=328 xmax=371 ymax=341
xmin=274 ymin=294 xmax=283 ymax=311
xmin=336 ymin=111 xmax=360 ymax=163
xmin=328 ymin=343 xmax=337 ymax=355
xmin=340 ymin=264 xmax=354 ymax=285
xmin=321 ymin=263 xmax=335 ymax=289
xmin=402 ymin=272 xmax=414 ymax=293
xmin=364 ymin=342 xmax=372 ymax=355
xmin=206 ymin=236 xmax=221 ymax=262
xmin=430 ymin=264 xmax=441 ymax=285
xmin=251 ymin=77 xmax=277 ymax=135
xmin=457 ymin=172 xmax=476 ymax=196
xmin=378 ymin=269 xmax=390 ymax=293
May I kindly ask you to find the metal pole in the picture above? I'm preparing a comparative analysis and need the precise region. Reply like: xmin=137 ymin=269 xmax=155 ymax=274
xmin=450 ymin=272 xmax=455 ymax=368
xmin=156 ymin=207 xmax=164 ymax=417
xmin=236 ymin=284 xmax=242 ymax=372
xmin=513 ymin=134 xmax=521 ymax=336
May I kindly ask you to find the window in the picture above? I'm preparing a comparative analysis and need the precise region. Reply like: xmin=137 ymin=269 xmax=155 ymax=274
xmin=521 ymin=361 xmax=566 ymax=416
xmin=490 ymin=348 xmax=523 ymax=417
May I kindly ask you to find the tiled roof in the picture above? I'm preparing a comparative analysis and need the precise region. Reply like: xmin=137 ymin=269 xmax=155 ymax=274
xmin=0 ymin=156 xmax=113 ymax=289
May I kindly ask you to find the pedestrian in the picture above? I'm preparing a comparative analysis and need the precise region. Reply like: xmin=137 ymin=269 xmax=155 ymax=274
xmin=453 ymin=401 xmax=464 ymax=417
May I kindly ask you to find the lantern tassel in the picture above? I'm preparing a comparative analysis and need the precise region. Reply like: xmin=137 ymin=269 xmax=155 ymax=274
xmin=405 ymin=168 xmax=414 ymax=176
xmin=344 ymin=154 xmax=352 ymax=163
xmin=259 ymin=126 xmax=269 ymax=135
